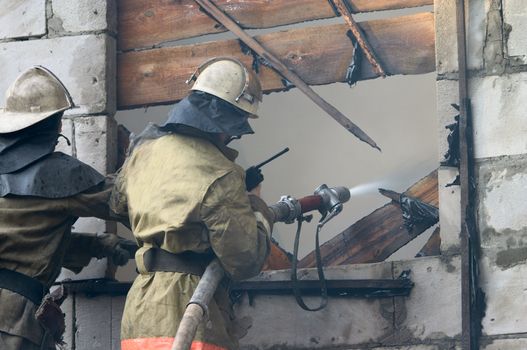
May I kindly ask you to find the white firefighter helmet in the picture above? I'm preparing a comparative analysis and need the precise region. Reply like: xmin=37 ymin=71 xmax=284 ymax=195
xmin=0 ymin=66 xmax=73 ymax=134
xmin=186 ymin=57 xmax=262 ymax=118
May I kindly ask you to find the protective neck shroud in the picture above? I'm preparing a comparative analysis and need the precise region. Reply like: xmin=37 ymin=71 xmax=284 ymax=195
xmin=0 ymin=152 xmax=105 ymax=198
xmin=129 ymin=123 xmax=239 ymax=162
xmin=163 ymin=91 xmax=254 ymax=137
xmin=0 ymin=115 xmax=61 ymax=173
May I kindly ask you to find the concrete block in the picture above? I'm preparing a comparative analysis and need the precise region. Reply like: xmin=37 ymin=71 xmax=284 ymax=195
xmin=75 ymin=295 xmax=112 ymax=350
xmin=435 ymin=0 xmax=491 ymax=73
xmin=466 ymin=0 xmax=488 ymax=70
xmin=480 ymin=256 xmax=527 ymax=336
xmin=58 ymin=258 xmax=109 ymax=281
xmin=435 ymin=79 xmax=459 ymax=164
xmin=0 ymin=0 xmax=46 ymax=40
xmin=0 ymin=34 xmax=116 ymax=115
xmin=471 ymin=73 xmax=527 ymax=159
xmin=111 ymin=296 xmax=126 ymax=350
xmin=74 ymin=116 xmax=117 ymax=174
xmin=483 ymin=338 xmax=527 ymax=350
xmin=438 ymin=167 xmax=461 ymax=254
xmin=482 ymin=0 xmax=507 ymax=75
xmin=392 ymin=256 xmax=461 ymax=341
xmin=434 ymin=0 xmax=458 ymax=74
xmin=237 ymin=262 xmax=395 ymax=349
xmin=477 ymin=155 xmax=527 ymax=249
xmin=504 ymin=0 xmax=527 ymax=64
xmin=50 ymin=0 xmax=116 ymax=34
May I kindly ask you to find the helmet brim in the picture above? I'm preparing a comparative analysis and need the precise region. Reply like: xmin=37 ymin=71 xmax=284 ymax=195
xmin=0 ymin=107 xmax=68 ymax=134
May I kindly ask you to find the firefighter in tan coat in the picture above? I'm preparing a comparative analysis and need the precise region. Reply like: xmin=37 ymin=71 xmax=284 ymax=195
xmin=116 ymin=58 xmax=274 ymax=350
xmin=0 ymin=66 xmax=132 ymax=350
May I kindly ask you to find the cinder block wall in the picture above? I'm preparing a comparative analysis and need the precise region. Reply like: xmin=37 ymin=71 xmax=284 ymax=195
xmin=0 ymin=1 xmax=122 ymax=349
xmin=435 ymin=0 xmax=527 ymax=349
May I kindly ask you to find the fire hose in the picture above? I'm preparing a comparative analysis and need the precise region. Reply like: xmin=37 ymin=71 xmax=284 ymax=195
xmin=172 ymin=185 xmax=350 ymax=350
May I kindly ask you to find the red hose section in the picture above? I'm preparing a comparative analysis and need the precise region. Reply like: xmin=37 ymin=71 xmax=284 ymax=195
xmin=298 ymin=195 xmax=323 ymax=213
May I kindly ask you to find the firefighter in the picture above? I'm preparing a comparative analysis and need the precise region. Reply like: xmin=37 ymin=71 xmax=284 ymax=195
xmin=116 ymin=57 xmax=273 ymax=350
xmin=0 ymin=66 xmax=132 ymax=350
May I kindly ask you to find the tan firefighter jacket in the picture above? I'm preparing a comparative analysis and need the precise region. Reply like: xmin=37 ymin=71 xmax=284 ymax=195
xmin=0 ymin=180 xmax=125 ymax=349
xmin=115 ymin=130 xmax=273 ymax=350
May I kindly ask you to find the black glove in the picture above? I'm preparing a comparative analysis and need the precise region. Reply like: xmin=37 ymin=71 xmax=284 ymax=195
xmin=245 ymin=166 xmax=264 ymax=191
xmin=96 ymin=233 xmax=135 ymax=266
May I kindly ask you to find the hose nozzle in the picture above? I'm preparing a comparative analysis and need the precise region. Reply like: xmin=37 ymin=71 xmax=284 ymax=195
xmin=314 ymin=184 xmax=351 ymax=216
xmin=269 ymin=185 xmax=351 ymax=224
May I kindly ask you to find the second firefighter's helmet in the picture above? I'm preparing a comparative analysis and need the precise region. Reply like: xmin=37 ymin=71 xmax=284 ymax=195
xmin=186 ymin=57 xmax=262 ymax=118
xmin=0 ymin=66 xmax=73 ymax=133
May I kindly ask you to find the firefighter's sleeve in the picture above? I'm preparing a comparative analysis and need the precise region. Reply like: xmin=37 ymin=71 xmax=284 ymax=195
xmin=63 ymin=175 xmax=131 ymax=271
xmin=201 ymin=170 xmax=273 ymax=281
xmin=67 ymin=175 xmax=130 ymax=226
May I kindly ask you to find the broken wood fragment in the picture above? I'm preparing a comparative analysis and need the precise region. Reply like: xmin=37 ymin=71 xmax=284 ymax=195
xmin=415 ymin=226 xmax=441 ymax=257
xmin=262 ymin=240 xmax=292 ymax=271
xmin=193 ymin=0 xmax=380 ymax=150
xmin=299 ymin=169 xmax=438 ymax=268
xmin=118 ymin=0 xmax=434 ymax=50
xmin=378 ymin=188 xmax=401 ymax=203
xmin=117 ymin=13 xmax=435 ymax=109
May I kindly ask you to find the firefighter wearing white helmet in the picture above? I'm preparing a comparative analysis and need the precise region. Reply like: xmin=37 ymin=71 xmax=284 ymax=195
xmin=0 ymin=66 xmax=132 ymax=350
xmin=117 ymin=57 xmax=273 ymax=350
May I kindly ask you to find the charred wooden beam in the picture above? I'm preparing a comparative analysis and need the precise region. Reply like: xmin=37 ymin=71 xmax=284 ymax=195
xmin=117 ymin=13 xmax=435 ymax=109
xmin=194 ymin=0 xmax=379 ymax=149
xmin=118 ymin=0 xmax=434 ymax=51
xmin=58 ymin=277 xmax=414 ymax=298
xmin=415 ymin=226 xmax=441 ymax=258
xmin=379 ymin=187 xmax=439 ymax=232
xmin=299 ymin=169 xmax=438 ymax=268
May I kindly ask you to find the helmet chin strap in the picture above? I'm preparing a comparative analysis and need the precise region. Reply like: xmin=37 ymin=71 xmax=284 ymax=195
xmin=57 ymin=133 xmax=71 ymax=146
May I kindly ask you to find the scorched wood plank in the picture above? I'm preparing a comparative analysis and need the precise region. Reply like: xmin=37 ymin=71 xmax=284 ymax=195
xmin=118 ymin=12 xmax=434 ymax=109
xmin=118 ymin=0 xmax=434 ymax=50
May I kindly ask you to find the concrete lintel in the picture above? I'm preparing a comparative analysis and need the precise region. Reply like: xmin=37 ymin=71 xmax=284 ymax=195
xmin=391 ymin=256 xmax=462 ymax=342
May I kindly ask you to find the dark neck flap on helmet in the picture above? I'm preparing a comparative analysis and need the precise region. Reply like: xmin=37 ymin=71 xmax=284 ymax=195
xmin=0 ymin=115 xmax=61 ymax=174
xmin=0 ymin=152 xmax=105 ymax=198
xmin=162 ymin=91 xmax=254 ymax=137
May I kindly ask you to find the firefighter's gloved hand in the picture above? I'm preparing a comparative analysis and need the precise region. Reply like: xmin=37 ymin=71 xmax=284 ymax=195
xmin=245 ymin=166 xmax=264 ymax=191
xmin=95 ymin=233 xmax=133 ymax=266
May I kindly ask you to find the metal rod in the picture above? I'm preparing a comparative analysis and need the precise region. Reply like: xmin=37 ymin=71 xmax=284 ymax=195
xmin=232 ymin=278 xmax=413 ymax=297
xmin=332 ymin=0 xmax=387 ymax=77
xmin=456 ymin=0 xmax=480 ymax=349
xmin=193 ymin=0 xmax=381 ymax=151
